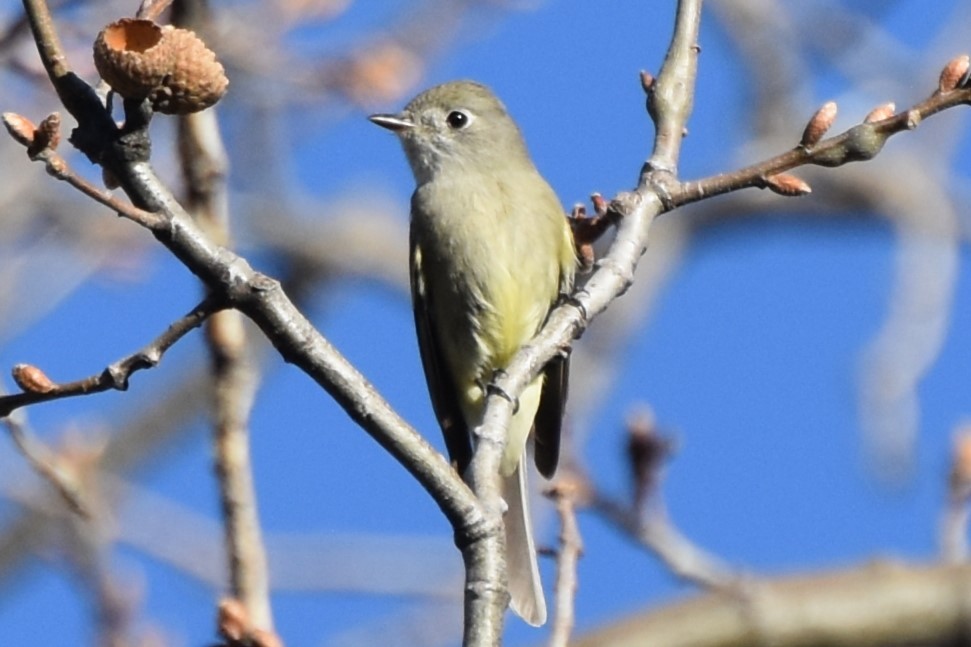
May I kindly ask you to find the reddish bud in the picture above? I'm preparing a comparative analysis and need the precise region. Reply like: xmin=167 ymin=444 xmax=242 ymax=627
xmin=28 ymin=113 xmax=61 ymax=160
xmin=217 ymin=598 xmax=249 ymax=641
xmin=626 ymin=408 xmax=670 ymax=507
xmin=939 ymin=54 xmax=970 ymax=93
xmin=11 ymin=364 xmax=55 ymax=394
xmin=765 ymin=173 xmax=812 ymax=196
xmin=544 ymin=471 xmax=592 ymax=507
xmin=35 ymin=113 xmax=61 ymax=150
xmin=578 ymin=242 xmax=595 ymax=272
xmin=2 ymin=112 xmax=37 ymax=148
xmin=864 ymin=102 xmax=896 ymax=124
xmin=800 ymin=101 xmax=837 ymax=148
xmin=591 ymin=192 xmax=608 ymax=216
xmin=639 ymin=70 xmax=655 ymax=94
xmin=949 ymin=424 xmax=971 ymax=496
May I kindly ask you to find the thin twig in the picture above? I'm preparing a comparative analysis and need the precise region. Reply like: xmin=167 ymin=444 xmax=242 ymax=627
xmin=593 ymin=492 xmax=734 ymax=589
xmin=0 ymin=295 xmax=225 ymax=417
xmin=676 ymin=80 xmax=971 ymax=207
xmin=67 ymin=515 xmax=136 ymax=647
xmin=1 ymin=112 xmax=163 ymax=227
xmin=585 ymin=410 xmax=733 ymax=589
xmin=36 ymin=150 xmax=165 ymax=228
xmin=1 ymin=405 xmax=90 ymax=516
xmin=546 ymin=480 xmax=584 ymax=647
xmin=0 ymin=364 xmax=213 ymax=595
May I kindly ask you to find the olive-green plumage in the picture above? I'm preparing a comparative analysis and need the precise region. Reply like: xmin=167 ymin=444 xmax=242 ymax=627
xmin=370 ymin=81 xmax=575 ymax=626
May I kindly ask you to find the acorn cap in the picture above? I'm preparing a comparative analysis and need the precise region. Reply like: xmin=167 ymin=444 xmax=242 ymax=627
xmin=93 ymin=18 xmax=228 ymax=114
xmin=93 ymin=19 xmax=168 ymax=99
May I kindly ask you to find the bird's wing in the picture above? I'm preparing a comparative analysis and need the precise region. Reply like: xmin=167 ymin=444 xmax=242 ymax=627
xmin=533 ymin=351 xmax=567 ymax=479
xmin=410 ymin=238 xmax=474 ymax=472
xmin=532 ymin=221 xmax=574 ymax=480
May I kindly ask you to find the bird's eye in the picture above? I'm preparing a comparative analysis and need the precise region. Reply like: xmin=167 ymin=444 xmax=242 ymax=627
xmin=446 ymin=110 xmax=471 ymax=129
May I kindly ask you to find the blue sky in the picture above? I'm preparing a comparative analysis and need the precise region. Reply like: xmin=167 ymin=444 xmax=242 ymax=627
xmin=1 ymin=1 xmax=969 ymax=645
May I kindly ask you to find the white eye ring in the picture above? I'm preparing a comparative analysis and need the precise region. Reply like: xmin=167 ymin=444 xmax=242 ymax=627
xmin=445 ymin=110 xmax=473 ymax=129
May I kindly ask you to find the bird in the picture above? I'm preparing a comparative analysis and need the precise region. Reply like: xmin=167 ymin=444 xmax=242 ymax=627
xmin=370 ymin=80 xmax=575 ymax=626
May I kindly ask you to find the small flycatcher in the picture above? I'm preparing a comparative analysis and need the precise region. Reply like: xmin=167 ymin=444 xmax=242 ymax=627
xmin=370 ymin=81 xmax=575 ymax=626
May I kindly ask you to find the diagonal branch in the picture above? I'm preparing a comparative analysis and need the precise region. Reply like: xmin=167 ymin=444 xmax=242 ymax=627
xmin=592 ymin=493 xmax=733 ymax=589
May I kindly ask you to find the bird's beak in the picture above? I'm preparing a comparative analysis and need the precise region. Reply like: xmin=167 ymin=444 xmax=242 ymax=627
xmin=368 ymin=113 xmax=415 ymax=132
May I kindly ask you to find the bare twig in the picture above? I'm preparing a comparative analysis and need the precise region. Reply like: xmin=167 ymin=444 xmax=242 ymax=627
xmin=1 ymin=113 xmax=164 ymax=227
xmin=1 ymin=405 xmax=90 ymax=516
xmin=575 ymin=561 xmax=971 ymax=647
xmin=0 ymin=295 xmax=224 ymax=417
xmin=593 ymin=492 xmax=734 ymax=589
xmin=66 ymin=515 xmax=138 ymax=647
xmin=35 ymin=149 xmax=166 ymax=227
xmin=569 ymin=410 xmax=733 ymax=589
xmin=674 ymin=67 xmax=971 ymax=206
xmin=19 ymin=0 xmax=118 ymax=130
xmin=209 ymin=310 xmax=271 ymax=626
xmin=10 ymin=1 xmax=970 ymax=644
xmin=545 ymin=479 xmax=584 ymax=647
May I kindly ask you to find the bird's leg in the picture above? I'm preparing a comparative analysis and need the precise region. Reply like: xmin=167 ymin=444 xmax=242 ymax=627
xmin=558 ymin=289 xmax=589 ymax=322
xmin=483 ymin=370 xmax=520 ymax=414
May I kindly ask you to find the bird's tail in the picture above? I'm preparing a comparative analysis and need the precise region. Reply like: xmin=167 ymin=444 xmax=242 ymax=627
xmin=503 ymin=460 xmax=547 ymax=626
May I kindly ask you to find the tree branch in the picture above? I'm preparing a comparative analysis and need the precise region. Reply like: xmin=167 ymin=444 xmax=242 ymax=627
xmin=0 ymin=295 xmax=223 ymax=417
xmin=575 ymin=561 xmax=971 ymax=647
xmin=674 ymin=58 xmax=971 ymax=206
